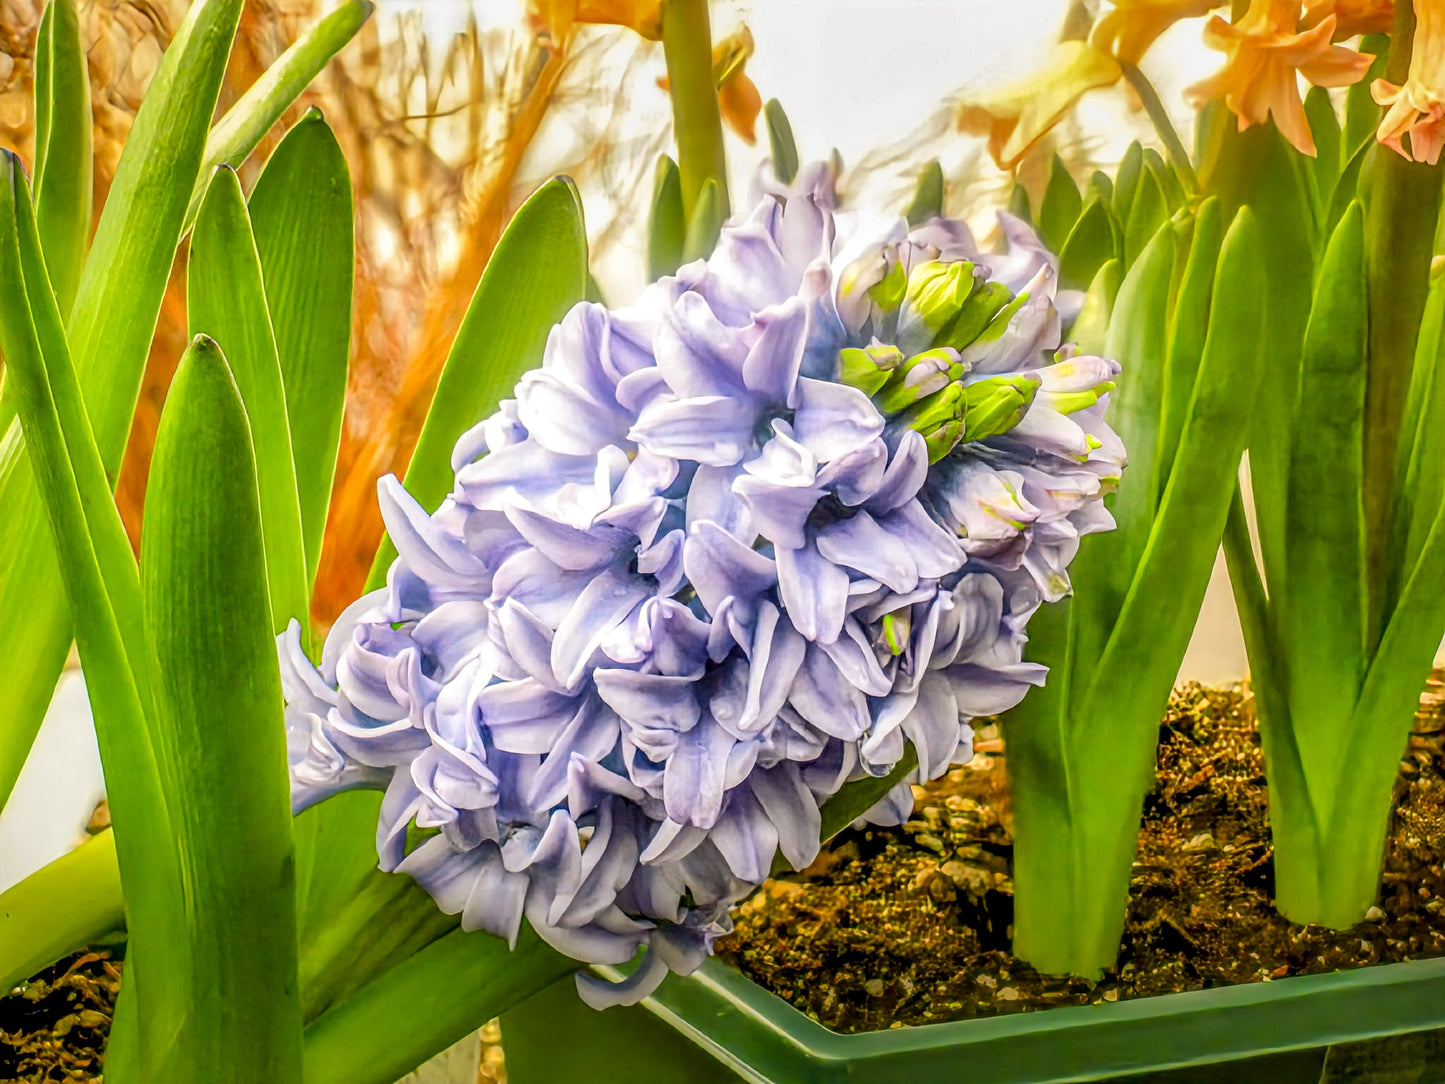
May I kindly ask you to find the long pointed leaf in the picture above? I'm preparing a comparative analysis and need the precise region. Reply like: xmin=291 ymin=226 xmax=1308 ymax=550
xmin=1281 ymin=202 xmax=1368 ymax=830
xmin=189 ymin=167 xmax=310 ymax=637
xmin=141 ymin=337 xmax=303 ymax=1083
xmin=366 ymin=177 xmax=588 ymax=585
xmin=0 ymin=0 xmax=241 ymax=813
xmin=0 ymin=153 xmax=183 ymax=1068
xmin=248 ymin=115 xmax=354 ymax=599
xmin=646 ymin=154 xmax=684 ymax=282
xmin=31 ymin=0 xmax=92 ymax=320
xmin=1038 ymin=154 xmax=1083 ymax=253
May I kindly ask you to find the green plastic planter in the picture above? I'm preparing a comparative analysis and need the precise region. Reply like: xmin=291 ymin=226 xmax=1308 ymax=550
xmin=501 ymin=955 xmax=1445 ymax=1082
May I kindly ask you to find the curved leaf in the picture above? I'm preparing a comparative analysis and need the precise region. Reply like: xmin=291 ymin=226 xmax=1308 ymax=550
xmin=32 ymin=0 xmax=92 ymax=320
xmin=646 ymin=154 xmax=684 ymax=282
xmin=904 ymin=159 xmax=944 ymax=227
xmin=764 ymin=97 xmax=799 ymax=186
xmin=682 ymin=175 xmax=722 ymax=263
xmin=141 ymin=336 xmax=303 ymax=1083
xmin=366 ymin=177 xmax=588 ymax=585
xmin=189 ymin=167 xmax=309 ymax=638
xmin=1038 ymin=153 xmax=1082 ymax=252
xmin=249 ymin=111 xmax=355 ymax=594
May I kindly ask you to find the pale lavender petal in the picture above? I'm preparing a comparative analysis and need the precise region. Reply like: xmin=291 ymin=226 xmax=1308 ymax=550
xmin=776 ymin=539 xmax=848 ymax=643
xmin=791 ymin=378 xmax=885 ymax=462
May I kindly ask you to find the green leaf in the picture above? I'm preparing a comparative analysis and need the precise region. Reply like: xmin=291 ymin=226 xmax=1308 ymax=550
xmin=1089 ymin=169 xmax=1113 ymax=206
xmin=0 ymin=0 xmax=241 ymax=812
xmin=1007 ymin=182 xmax=1032 ymax=224
xmin=180 ymin=1 xmax=375 ymax=235
xmin=1112 ymin=141 xmax=1144 ymax=225
xmin=1399 ymin=271 xmax=1445 ymax=580
xmin=0 ymin=830 xmax=123 ymax=994
xmin=1122 ymin=163 xmax=1165 ymax=269
xmin=1343 ymin=34 xmax=1388 ymax=160
xmin=366 ymin=177 xmax=588 ymax=586
xmin=1304 ymin=86 xmax=1342 ymax=223
xmin=1058 ymin=196 xmax=1118 ymax=291
xmin=1143 ymin=147 xmax=1184 ymax=211
xmin=1067 ymin=258 xmax=1121 ymax=357
xmin=302 ymin=926 xmax=575 ymax=1084
xmin=682 ymin=175 xmax=722 ymax=263
xmin=249 ymin=111 xmax=354 ymax=596
xmin=904 ymin=159 xmax=944 ymax=227
xmin=31 ymin=0 xmax=92 ymax=320
xmin=189 ymin=166 xmax=309 ymax=638
xmin=1038 ymin=154 xmax=1082 ymax=253
xmin=646 ymin=154 xmax=685 ymax=282
xmin=1156 ymin=197 xmax=1224 ymax=497
xmin=1279 ymin=202 xmax=1368 ymax=831
xmin=1080 ymin=208 xmax=1266 ymax=739
xmin=0 ymin=153 xmax=184 ymax=1069
xmin=141 ymin=336 xmax=303 ymax=1083
xmin=764 ymin=97 xmax=799 ymax=187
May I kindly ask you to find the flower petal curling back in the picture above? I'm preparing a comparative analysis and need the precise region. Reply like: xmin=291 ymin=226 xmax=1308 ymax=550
xmin=281 ymin=170 xmax=1124 ymax=1009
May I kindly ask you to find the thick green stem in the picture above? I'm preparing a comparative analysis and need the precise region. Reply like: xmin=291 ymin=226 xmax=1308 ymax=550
xmin=661 ymin=0 xmax=728 ymax=221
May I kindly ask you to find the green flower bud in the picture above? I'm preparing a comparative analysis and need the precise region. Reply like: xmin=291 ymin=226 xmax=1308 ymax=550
xmin=881 ymin=609 xmax=911 ymax=655
xmin=960 ymin=373 xmax=1041 ymax=442
xmin=935 ymin=280 xmax=1013 ymax=351
xmin=1043 ymin=381 xmax=1114 ymax=416
xmin=904 ymin=259 xmax=977 ymax=332
xmin=837 ymin=342 xmax=904 ymax=395
xmin=874 ymin=347 xmax=964 ymax=414
xmin=957 ymin=287 xmax=1030 ymax=356
xmin=924 ymin=418 xmax=965 ymax=463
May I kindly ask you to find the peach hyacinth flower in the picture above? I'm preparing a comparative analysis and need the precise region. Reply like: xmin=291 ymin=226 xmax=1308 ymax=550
xmin=1302 ymin=0 xmax=1395 ymax=37
xmin=1091 ymin=0 xmax=1223 ymax=65
xmin=1373 ymin=0 xmax=1445 ymax=164
xmin=1187 ymin=0 xmax=1373 ymax=155
xmin=956 ymin=41 xmax=1122 ymax=170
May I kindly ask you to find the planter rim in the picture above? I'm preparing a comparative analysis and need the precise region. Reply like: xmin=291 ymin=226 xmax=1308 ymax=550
xmin=593 ymin=953 xmax=1445 ymax=1083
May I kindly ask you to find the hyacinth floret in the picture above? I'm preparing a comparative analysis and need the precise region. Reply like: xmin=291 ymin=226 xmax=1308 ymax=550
xmin=281 ymin=164 xmax=1124 ymax=1008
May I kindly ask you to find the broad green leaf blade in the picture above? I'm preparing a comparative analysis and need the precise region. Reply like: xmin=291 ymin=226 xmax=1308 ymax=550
xmin=647 ymin=154 xmax=685 ymax=282
xmin=764 ymin=97 xmax=798 ymax=187
xmin=0 ymin=154 xmax=183 ymax=1066
xmin=366 ymin=177 xmax=588 ymax=586
xmin=141 ymin=336 xmax=304 ymax=1084
xmin=1038 ymin=153 xmax=1082 ymax=252
xmin=682 ymin=175 xmax=722 ymax=263
xmin=1068 ymin=258 xmax=1121 ymax=357
xmin=302 ymin=926 xmax=574 ymax=1084
xmin=904 ymin=159 xmax=944 ymax=227
xmin=1280 ymin=202 xmax=1368 ymax=830
xmin=189 ymin=166 xmax=309 ymax=638
xmin=1122 ymin=164 xmax=1165 ymax=269
xmin=1156 ymin=196 xmax=1224 ymax=497
xmin=1072 ymin=223 xmax=1175 ymax=689
xmin=1112 ymin=141 xmax=1144 ymax=225
xmin=0 ymin=829 xmax=123 ymax=993
xmin=249 ymin=111 xmax=355 ymax=595
xmin=0 ymin=0 xmax=241 ymax=811
xmin=32 ymin=0 xmax=92 ymax=320
xmin=1057 ymin=196 xmax=1118 ymax=291
xmin=181 ymin=1 xmax=375 ymax=235
xmin=1080 ymin=208 xmax=1266 ymax=737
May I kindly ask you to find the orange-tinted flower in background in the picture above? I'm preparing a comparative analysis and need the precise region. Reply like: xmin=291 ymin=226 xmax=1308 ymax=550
xmin=657 ymin=25 xmax=763 ymax=143
xmin=1302 ymin=0 xmax=1395 ymax=38
xmin=529 ymin=0 xmax=664 ymax=44
xmin=1186 ymin=0 xmax=1373 ymax=155
xmin=1091 ymin=0 xmax=1222 ymax=65
xmin=956 ymin=41 xmax=1123 ymax=170
xmin=1373 ymin=0 xmax=1445 ymax=164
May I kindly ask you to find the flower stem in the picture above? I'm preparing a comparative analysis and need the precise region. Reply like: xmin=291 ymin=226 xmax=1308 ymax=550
xmin=1120 ymin=62 xmax=1198 ymax=196
xmin=661 ymin=0 xmax=729 ymax=221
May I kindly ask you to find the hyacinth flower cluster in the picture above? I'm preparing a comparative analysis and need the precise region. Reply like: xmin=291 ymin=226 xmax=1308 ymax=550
xmin=280 ymin=171 xmax=1124 ymax=1008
